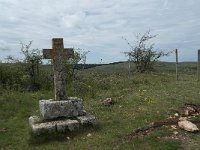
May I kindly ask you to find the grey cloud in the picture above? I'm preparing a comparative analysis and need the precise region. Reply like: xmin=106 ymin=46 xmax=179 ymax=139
xmin=0 ymin=47 xmax=10 ymax=51
xmin=0 ymin=0 xmax=200 ymax=63
xmin=0 ymin=40 xmax=11 ymax=51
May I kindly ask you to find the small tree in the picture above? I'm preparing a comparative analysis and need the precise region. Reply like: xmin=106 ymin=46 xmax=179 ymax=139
xmin=81 ymin=50 xmax=90 ymax=70
xmin=65 ymin=48 xmax=90 ymax=80
xmin=123 ymin=30 xmax=169 ymax=73
xmin=65 ymin=50 xmax=81 ymax=80
xmin=20 ymin=41 xmax=42 ymax=90
xmin=6 ymin=41 xmax=42 ymax=91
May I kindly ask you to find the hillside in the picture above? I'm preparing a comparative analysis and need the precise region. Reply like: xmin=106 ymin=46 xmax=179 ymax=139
xmin=0 ymin=62 xmax=200 ymax=149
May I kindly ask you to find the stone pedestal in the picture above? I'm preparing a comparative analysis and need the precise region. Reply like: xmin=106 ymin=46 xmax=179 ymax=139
xmin=39 ymin=97 xmax=84 ymax=119
xmin=29 ymin=97 xmax=97 ymax=135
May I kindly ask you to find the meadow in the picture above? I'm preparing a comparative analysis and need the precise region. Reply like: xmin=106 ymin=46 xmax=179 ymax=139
xmin=1 ymin=61 xmax=200 ymax=150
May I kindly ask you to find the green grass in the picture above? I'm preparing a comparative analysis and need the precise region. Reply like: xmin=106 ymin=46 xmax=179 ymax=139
xmin=1 ymin=62 xmax=200 ymax=149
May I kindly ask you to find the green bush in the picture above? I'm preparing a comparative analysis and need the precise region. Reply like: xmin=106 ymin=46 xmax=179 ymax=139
xmin=0 ymin=64 xmax=25 ymax=90
xmin=0 ymin=64 xmax=54 ymax=91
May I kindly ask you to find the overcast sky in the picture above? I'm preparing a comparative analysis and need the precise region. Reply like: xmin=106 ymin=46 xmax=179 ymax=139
xmin=0 ymin=0 xmax=200 ymax=63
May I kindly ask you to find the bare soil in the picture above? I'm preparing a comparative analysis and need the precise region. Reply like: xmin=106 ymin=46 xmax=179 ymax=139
xmin=113 ymin=103 xmax=200 ymax=146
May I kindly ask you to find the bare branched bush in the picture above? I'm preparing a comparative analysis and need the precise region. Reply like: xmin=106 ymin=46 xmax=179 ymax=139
xmin=6 ymin=41 xmax=43 ymax=91
xmin=123 ymin=30 xmax=170 ymax=73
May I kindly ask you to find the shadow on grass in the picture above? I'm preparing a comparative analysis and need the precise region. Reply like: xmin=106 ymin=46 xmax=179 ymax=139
xmin=28 ymin=124 xmax=101 ymax=145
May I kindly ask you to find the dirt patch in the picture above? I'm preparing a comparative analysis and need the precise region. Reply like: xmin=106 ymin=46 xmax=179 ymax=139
xmin=112 ymin=103 xmax=200 ymax=145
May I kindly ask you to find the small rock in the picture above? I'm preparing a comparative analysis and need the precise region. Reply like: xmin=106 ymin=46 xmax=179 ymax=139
xmin=178 ymin=120 xmax=199 ymax=132
xmin=173 ymin=131 xmax=178 ymax=135
xmin=179 ymin=117 xmax=187 ymax=121
xmin=101 ymin=98 xmax=114 ymax=106
xmin=168 ymin=116 xmax=173 ymax=119
xmin=184 ymin=106 xmax=196 ymax=116
xmin=171 ymin=125 xmax=177 ymax=129
xmin=87 ymin=133 xmax=92 ymax=137
xmin=174 ymin=113 xmax=179 ymax=117
xmin=66 ymin=137 xmax=70 ymax=140
xmin=184 ymin=109 xmax=189 ymax=116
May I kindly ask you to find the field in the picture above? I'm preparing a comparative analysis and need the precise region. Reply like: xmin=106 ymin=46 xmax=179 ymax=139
xmin=1 ymin=62 xmax=200 ymax=150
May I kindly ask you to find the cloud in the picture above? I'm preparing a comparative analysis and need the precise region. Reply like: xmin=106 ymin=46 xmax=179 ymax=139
xmin=61 ymin=11 xmax=86 ymax=29
xmin=0 ymin=40 xmax=11 ymax=51
xmin=0 ymin=0 xmax=200 ymax=63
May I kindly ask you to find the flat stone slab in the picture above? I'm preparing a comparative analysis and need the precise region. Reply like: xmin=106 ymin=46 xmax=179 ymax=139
xmin=29 ymin=116 xmax=79 ymax=135
xmin=29 ymin=116 xmax=56 ymax=134
xmin=77 ymin=113 xmax=97 ymax=126
xmin=39 ymin=97 xmax=85 ymax=119
xmin=57 ymin=120 xmax=79 ymax=132
xmin=29 ymin=113 xmax=97 ymax=134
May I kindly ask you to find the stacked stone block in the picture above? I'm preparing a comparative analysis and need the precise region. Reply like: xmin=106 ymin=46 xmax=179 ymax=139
xmin=29 ymin=97 xmax=96 ymax=135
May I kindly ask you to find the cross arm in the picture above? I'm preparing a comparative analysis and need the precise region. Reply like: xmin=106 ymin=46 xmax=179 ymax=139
xmin=43 ymin=49 xmax=52 ymax=59
xmin=64 ymin=48 xmax=74 ymax=59
xmin=43 ymin=48 xmax=74 ymax=59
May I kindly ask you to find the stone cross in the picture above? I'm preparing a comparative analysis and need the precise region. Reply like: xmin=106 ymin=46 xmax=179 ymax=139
xmin=43 ymin=38 xmax=74 ymax=101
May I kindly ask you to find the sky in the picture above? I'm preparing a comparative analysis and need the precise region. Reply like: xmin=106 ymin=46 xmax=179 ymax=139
xmin=0 ymin=0 xmax=200 ymax=64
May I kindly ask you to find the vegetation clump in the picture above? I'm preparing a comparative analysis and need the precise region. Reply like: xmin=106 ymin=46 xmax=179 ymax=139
xmin=123 ymin=30 xmax=170 ymax=73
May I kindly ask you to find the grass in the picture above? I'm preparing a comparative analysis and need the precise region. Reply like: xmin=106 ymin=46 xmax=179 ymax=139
xmin=1 ymin=62 xmax=200 ymax=149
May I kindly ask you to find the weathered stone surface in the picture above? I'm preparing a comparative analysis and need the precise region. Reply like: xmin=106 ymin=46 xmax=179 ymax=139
xmin=77 ymin=113 xmax=97 ymax=126
xmin=39 ymin=98 xmax=84 ymax=119
xmin=31 ymin=122 xmax=57 ymax=135
xmin=43 ymin=38 xmax=74 ymax=101
xmin=43 ymin=48 xmax=74 ymax=59
xmin=57 ymin=120 xmax=79 ymax=132
xmin=29 ymin=116 xmax=43 ymax=125
xmin=178 ymin=120 xmax=199 ymax=132
xmin=29 ymin=116 xmax=80 ymax=134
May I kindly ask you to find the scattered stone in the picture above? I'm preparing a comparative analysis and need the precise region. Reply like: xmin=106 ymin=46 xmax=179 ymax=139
xmin=87 ymin=133 xmax=92 ymax=137
xmin=184 ymin=106 xmax=196 ymax=116
xmin=113 ymin=103 xmax=200 ymax=145
xmin=171 ymin=125 xmax=177 ymax=130
xmin=181 ymin=103 xmax=200 ymax=117
xmin=179 ymin=117 xmax=187 ymax=121
xmin=101 ymin=98 xmax=114 ymax=106
xmin=66 ymin=136 xmax=70 ymax=140
xmin=178 ymin=120 xmax=199 ymax=132
xmin=174 ymin=113 xmax=179 ymax=117
xmin=173 ymin=131 xmax=179 ymax=135
xmin=184 ymin=110 xmax=189 ymax=116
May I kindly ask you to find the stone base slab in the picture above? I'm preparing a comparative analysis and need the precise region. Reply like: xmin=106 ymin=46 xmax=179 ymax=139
xmin=29 ymin=113 xmax=97 ymax=135
xmin=39 ymin=97 xmax=85 ymax=119
xmin=77 ymin=113 xmax=97 ymax=125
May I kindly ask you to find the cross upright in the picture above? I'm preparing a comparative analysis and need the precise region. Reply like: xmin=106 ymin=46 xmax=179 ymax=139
xmin=43 ymin=38 xmax=74 ymax=101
